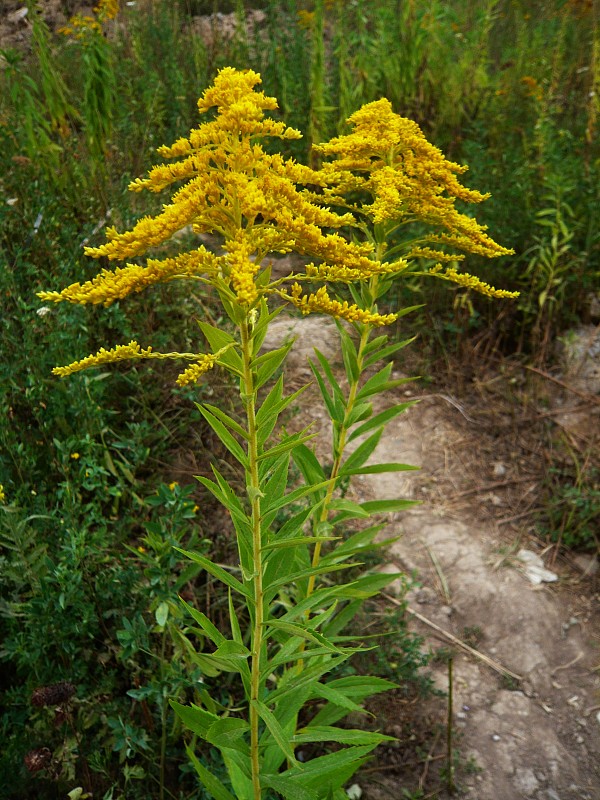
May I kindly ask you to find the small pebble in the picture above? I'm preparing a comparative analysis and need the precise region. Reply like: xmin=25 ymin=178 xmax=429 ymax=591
xmin=492 ymin=734 xmax=501 ymax=742
xmin=346 ymin=784 xmax=362 ymax=800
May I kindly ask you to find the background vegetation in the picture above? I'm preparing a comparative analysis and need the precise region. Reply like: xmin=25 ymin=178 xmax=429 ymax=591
xmin=0 ymin=0 xmax=598 ymax=797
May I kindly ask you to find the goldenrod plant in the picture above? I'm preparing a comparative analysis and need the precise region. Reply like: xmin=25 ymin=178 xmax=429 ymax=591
xmin=59 ymin=0 xmax=119 ymax=163
xmin=39 ymin=68 xmax=515 ymax=800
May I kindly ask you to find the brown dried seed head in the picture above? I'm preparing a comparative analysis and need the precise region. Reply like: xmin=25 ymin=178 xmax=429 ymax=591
xmin=24 ymin=747 xmax=52 ymax=773
xmin=31 ymin=681 xmax=76 ymax=707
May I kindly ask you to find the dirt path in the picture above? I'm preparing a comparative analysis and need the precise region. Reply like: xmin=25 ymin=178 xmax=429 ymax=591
xmin=265 ymin=314 xmax=600 ymax=800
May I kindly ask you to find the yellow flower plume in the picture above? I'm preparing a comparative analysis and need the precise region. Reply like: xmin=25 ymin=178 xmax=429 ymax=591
xmin=283 ymin=284 xmax=397 ymax=327
xmin=428 ymin=265 xmax=519 ymax=299
xmin=40 ymin=68 xmax=399 ymax=325
xmin=316 ymin=98 xmax=514 ymax=263
xmin=53 ymin=341 xmax=230 ymax=383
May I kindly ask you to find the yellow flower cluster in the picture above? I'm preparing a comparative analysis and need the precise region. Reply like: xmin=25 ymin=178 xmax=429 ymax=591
xmin=43 ymin=67 xmax=400 ymax=327
xmin=94 ymin=0 xmax=119 ymax=21
xmin=304 ymin=258 xmax=407 ymax=284
xmin=54 ymin=340 xmax=227 ymax=385
xmin=60 ymin=0 xmax=118 ymax=37
xmin=53 ymin=341 xmax=154 ymax=377
xmin=42 ymin=68 xmax=515 ymax=387
xmin=284 ymin=284 xmax=397 ymax=326
xmin=316 ymin=98 xmax=513 ymax=262
xmin=225 ymin=235 xmax=261 ymax=305
xmin=38 ymin=248 xmax=219 ymax=307
xmin=408 ymin=247 xmax=464 ymax=263
xmin=59 ymin=16 xmax=101 ymax=36
xmin=176 ymin=353 xmax=221 ymax=387
xmin=429 ymin=265 xmax=519 ymax=299
xmin=0 ymin=484 xmax=5 ymax=504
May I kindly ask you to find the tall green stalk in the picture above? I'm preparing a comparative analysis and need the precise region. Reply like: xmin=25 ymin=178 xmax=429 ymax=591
xmin=240 ymin=317 xmax=265 ymax=799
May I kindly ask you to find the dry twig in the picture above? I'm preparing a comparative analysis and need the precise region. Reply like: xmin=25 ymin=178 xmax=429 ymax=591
xmin=383 ymin=594 xmax=523 ymax=682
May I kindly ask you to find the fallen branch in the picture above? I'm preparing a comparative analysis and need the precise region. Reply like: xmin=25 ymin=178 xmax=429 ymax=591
xmin=451 ymin=475 xmax=536 ymax=499
xmin=524 ymin=365 xmax=600 ymax=406
xmin=382 ymin=593 xmax=523 ymax=683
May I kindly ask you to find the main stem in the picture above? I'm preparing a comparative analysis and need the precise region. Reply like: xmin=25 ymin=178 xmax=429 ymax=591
xmin=306 ymin=324 xmax=371 ymax=597
xmin=306 ymin=267 xmax=383 ymax=598
xmin=241 ymin=317 xmax=264 ymax=800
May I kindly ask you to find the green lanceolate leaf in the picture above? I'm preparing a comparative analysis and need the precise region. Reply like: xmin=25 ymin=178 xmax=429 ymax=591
xmin=310 ymin=363 xmax=338 ymax=420
xmin=267 ymin=654 xmax=349 ymax=705
xmin=251 ymin=300 xmax=284 ymax=356
xmin=278 ymin=745 xmax=377 ymax=790
xmin=257 ymin=429 xmax=317 ymax=463
xmin=195 ymin=473 xmax=254 ymax=579
xmin=253 ymin=340 xmax=293 ymax=389
xmin=335 ymin=321 xmax=359 ymax=383
xmin=362 ymin=334 xmax=388 ymax=357
xmin=345 ymin=401 xmax=373 ymax=427
xmin=176 ymin=548 xmax=249 ymax=597
xmin=270 ymin=504 xmax=313 ymax=540
xmin=354 ymin=362 xmax=393 ymax=401
xmin=317 ymin=675 xmax=397 ymax=701
xmin=348 ymin=401 xmax=417 ymax=442
xmin=293 ymin=726 xmax=394 ymax=746
xmin=260 ymin=453 xmax=291 ymax=529
xmin=330 ymin=571 xmax=404 ymax=599
xmin=256 ymin=378 xmax=309 ymax=445
xmin=205 ymin=717 xmax=250 ymax=755
xmin=263 ymin=535 xmax=338 ymax=553
xmin=261 ymin=774 xmax=318 ymax=800
xmin=394 ymin=303 xmax=424 ymax=320
xmin=342 ymin=462 xmax=419 ymax=476
xmin=200 ymin=402 xmax=249 ymax=440
xmin=327 ymin=498 xmax=371 ymax=522
xmin=308 ymin=675 xmax=398 ymax=728
xmin=362 ymin=336 xmax=416 ymax=369
xmin=180 ymin=599 xmax=226 ymax=646
xmin=311 ymin=681 xmax=364 ymax=713
xmin=264 ymin=561 xmax=358 ymax=599
xmin=212 ymin=640 xmax=251 ymax=677
xmin=276 ymin=585 xmax=345 ymax=624
xmin=265 ymin=620 xmax=343 ymax=653
xmin=228 ymin=589 xmax=243 ymax=645
xmin=360 ymin=498 xmax=418 ymax=514
xmin=197 ymin=405 xmax=248 ymax=467
xmin=252 ymin=699 xmax=300 ymax=766
xmin=186 ymin=745 xmax=238 ymax=800
xmin=262 ymin=645 xmax=363 ymax=677
xmin=171 ymin=700 xmax=218 ymax=738
xmin=261 ymin=477 xmax=332 ymax=515
xmin=339 ymin=429 xmax=382 ymax=475
xmin=312 ymin=349 xmax=344 ymax=402
xmin=355 ymin=365 xmax=419 ymax=403
xmin=198 ymin=320 xmax=243 ymax=375
xmin=292 ymin=442 xmax=326 ymax=485
xmin=222 ymin=752 xmax=254 ymax=800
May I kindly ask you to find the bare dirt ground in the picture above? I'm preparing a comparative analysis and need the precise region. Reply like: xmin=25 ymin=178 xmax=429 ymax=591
xmin=264 ymin=312 xmax=600 ymax=800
